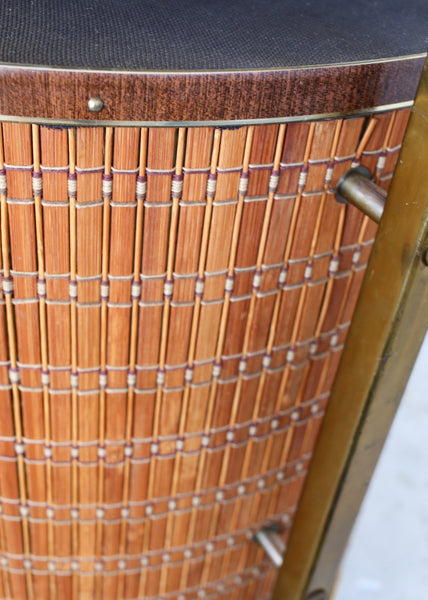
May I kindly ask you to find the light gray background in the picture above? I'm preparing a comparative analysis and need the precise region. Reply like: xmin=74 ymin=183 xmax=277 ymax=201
xmin=335 ymin=332 xmax=428 ymax=599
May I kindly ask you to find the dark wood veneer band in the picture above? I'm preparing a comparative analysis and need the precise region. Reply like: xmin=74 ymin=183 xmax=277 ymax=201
xmin=0 ymin=57 xmax=424 ymax=123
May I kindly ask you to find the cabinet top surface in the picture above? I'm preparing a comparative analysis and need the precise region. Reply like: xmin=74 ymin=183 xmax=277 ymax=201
xmin=1 ymin=0 xmax=427 ymax=72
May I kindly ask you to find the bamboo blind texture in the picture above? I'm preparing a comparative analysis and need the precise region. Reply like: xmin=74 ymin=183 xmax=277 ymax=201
xmin=0 ymin=108 xmax=409 ymax=600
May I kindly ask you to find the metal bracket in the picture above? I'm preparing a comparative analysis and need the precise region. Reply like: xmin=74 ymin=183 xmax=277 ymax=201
xmin=253 ymin=526 xmax=286 ymax=568
xmin=335 ymin=166 xmax=386 ymax=224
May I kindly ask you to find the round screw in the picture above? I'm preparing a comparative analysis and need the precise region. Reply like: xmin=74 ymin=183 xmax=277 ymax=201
xmin=88 ymin=97 xmax=104 ymax=112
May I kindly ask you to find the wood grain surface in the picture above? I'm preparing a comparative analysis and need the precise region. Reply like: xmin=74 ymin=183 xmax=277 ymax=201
xmin=0 ymin=57 xmax=424 ymax=123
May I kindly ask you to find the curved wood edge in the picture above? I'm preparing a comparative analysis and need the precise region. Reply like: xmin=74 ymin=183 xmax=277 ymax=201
xmin=0 ymin=56 xmax=425 ymax=123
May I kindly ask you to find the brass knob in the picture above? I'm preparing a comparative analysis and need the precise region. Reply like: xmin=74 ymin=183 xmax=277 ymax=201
xmin=88 ymin=97 xmax=104 ymax=112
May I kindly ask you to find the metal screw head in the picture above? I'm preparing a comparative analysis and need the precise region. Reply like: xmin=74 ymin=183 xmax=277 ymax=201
xmin=88 ymin=97 xmax=104 ymax=112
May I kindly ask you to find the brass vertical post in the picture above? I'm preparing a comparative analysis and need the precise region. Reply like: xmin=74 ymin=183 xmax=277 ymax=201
xmin=272 ymin=57 xmax=428 ymax=600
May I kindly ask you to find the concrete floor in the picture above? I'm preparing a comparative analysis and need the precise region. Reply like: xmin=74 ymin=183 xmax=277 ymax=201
xmin=334 ymin=332 xmax=428 ymax=599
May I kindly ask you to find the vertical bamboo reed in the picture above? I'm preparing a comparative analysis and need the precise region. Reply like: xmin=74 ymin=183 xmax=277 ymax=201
xmin=94 ymin=126 xmax=113 ymax=600
xmin=40 ymin=124 xmax=72 ymax=600
xmin=1 ymin=123 xmax=37 ymax=600
xmin=116 ymin=127 xmax=148 ymax=600
xmin=0 ymin=124 xmax=27 ymax=600
xmin=67 ymin=128 xmax=79 ymax=600
xmin=31 ymin=124 xmax=55 ymax=600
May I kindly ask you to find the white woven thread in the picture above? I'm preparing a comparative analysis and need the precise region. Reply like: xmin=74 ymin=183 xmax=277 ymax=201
xmin=352 ymin=248 xmax=362 ymax=264
xmin=238 ymin=359 xmax=247 ymax=374
xmin=69 ymin=281 xmax=78 ymax=300
xmin=269 ymin=172 xmax=279 ymax=191
xmin=304 ymin=263 xmax=313 ymax=279
xmin=171 ymin=179 xmax=183 ymax=195
xmin=156 ymin=371 xmax=165 ymax=387
xmin=32 ymin=176 xmax=42 ymax=195
xmin=206 ymin=177 xmax=217 ymax=195
xmin=249 ymin=425 xmax=257 ymax=436
xmin=329 ymin=255 xmax=340 ymax=273
xmin=2 ymin=279 xmax=13 ymax=294
xmin=9 ymin=369 xmax=20 ymax=385
xmin=286 ymin=348 xmax=295 ymax=363
xmin=37 ymin=279 xmax=46 ymax=297
xmin=309 ymin=341 xmax=318 ymax=355
xmin=100 ymin=281 xmax=109 ymax=298
xmin=0 ymin=174 xmax=6 ymax=194
xmin=377 ymin=155 xmax=386 ymax=171
xmin=127 ymin=372 xmax=136 ymax=387
xmin=325 ymin=165 xmax=334 ymax=185
xmin=238 ymin=176 xmax=248 ymax=196
xmin=262 ymin=355 xmax=271 ymax=369
xmin=224 ymin=277 xmax=234 ymax=293
xmin=278 ymin=269 xmax=287 ymax=286
xmin=226 ymin=430 xmax=235 ymax=442
xmin=102 ymin=178 xmax=112 ymax=197
xmin=195 ymin=278 xmax=204 ymax=295
xmin=212 ymin=363 xmax=221 ymax=378
xmin=14 ymin=442 xmax=25 ymax=455
xmin=136 ymin=179 xmax=147 ymax=197
xmin=298 ymin=170 xmax=307 ymax=188
xmin=68 ymin=178 xmax=77 ymax=196
xmin=131 ymin=281 xmax=141 ymax=298
xmin=252 ymin=271 xmax=262 ymax=289
xmin=163 ymin=280 xmax=173 ymax=297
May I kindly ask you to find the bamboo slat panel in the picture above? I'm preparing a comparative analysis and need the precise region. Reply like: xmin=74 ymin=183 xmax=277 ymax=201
xmin=0 ymin=109 xmax=409 ymax=600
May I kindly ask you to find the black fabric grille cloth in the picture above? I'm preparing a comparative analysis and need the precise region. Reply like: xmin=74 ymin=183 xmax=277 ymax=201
xmin=0 ymin=0 xmax=426 ymax=71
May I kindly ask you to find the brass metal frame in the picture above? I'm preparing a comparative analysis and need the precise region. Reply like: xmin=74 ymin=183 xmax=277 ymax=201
xmin=335 ymin=166 xmax=386 ymax=224
xmin=272 ymin=57 xmax=428 ymax=600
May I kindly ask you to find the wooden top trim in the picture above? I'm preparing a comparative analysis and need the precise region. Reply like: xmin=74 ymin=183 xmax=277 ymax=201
xmin=0 ymin=56 xmax=425 ymax=123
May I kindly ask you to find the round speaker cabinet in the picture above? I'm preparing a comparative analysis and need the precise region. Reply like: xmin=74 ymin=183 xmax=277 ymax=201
xmin=0 ymin=2 xmax=426 ymax=600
